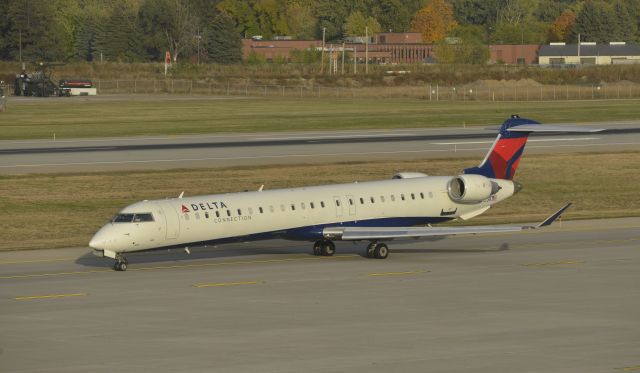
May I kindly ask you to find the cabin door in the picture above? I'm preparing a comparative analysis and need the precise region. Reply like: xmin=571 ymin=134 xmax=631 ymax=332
xmin=156 ymin=202 xmax=180 ymax=240
xmin=333 ymin=196 xmax=343 ymax=218
xmin=346 ymin=195 xmax=356 ymax=217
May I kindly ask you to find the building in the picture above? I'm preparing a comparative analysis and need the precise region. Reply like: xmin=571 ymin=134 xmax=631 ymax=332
xmin=538 ymin=42 xmax=640 ymax=66
xmin=242 ymin=39 xmax=321 ymax=61
xmin=490 ymin=45 xmax=540 ymax=64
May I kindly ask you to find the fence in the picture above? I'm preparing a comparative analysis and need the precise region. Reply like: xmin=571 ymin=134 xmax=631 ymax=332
xmin=5 ymin=79 xmax=640 ymax=101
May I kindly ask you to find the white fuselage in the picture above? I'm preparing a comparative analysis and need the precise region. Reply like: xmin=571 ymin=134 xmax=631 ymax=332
xmin=89 ymin=175 xmax=516 ymax=257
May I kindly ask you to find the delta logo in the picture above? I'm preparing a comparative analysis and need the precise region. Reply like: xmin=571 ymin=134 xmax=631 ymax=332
xmin=181 ymin=201 xmax=228 ymax=213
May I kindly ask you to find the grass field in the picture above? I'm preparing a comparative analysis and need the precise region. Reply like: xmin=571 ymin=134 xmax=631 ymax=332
xmin=2 ymin=97 xmax=640 ymax=140
xmin=0 ymin=151 xmax=638 ymax=251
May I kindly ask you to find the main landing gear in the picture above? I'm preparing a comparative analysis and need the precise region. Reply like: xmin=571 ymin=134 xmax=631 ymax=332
xmin=312 ymin=240 xmax=336 ymax=256
xmin=366 ymin=242 xmax=389 ymax=259
xmin=312 ymin=240 xmax=389 ymax=259
xmin=113 ymin=254 xmax=128 ymax=271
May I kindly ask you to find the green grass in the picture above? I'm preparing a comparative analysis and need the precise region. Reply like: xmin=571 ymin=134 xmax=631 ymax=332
xmin=0 ymin=151 xmax=638 ymax=251
xmin=2 ymin=97 xmax=640 ymax=140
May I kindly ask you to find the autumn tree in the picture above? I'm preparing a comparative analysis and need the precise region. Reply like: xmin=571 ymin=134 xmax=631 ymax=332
xmin=548 ymin=10 xmax=575 ymax=42
xmin=411 ymin=0 xmax=458 ymax=43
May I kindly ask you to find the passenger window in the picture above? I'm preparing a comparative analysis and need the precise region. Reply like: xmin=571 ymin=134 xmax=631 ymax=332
xmin=226 ymin=210 xmax=231 ymax=217
xmin=349 ymin=199 xmax=353 ymax=206
xmin=401 ymin=194 xmax=405 ymax=201
xmin=259 ymin=207 xmax=264 ymax=214
xmin=360 ymin=197 xmax=364 ymax=204
xmin=205 ymin=212 xmax=209 ymax=219
xmin=391 ymin=195 xmax=396 ymax=202
xmin=310 ymin=202 xmax=315 ymax=209
xmin=321 ymin=201 xmax=325 ymax=208
xmin=237 ymin=209 xmax=242 ymax=216
xmin=380 ymin=196 xmax=385 ymax=202
xmin=335 ymin=200 xmax=340 ymax=207
xmin=411 ymin=193 xmax=415 ymax=200
xmin=215 ymin=211 xmax=220 ymax=218
xmin=420 ymin=192 xmax=425 ymax=199
xmin=370 ymin=197 xmax=375 ymax=203
xmin=291 ymin=204 xmax=296 ymax=211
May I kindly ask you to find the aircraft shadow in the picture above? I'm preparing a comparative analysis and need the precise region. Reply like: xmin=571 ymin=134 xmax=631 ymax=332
xmin=75 ymin=241 xmax=509 ymax=268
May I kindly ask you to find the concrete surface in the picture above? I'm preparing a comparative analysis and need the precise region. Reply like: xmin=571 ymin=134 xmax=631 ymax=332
xmin=0 ymin=217 xmax=639 ymax=372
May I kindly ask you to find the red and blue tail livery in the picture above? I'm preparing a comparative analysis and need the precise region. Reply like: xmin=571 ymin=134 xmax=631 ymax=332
xmin=464 ymin=115 xmax=540 ymax=180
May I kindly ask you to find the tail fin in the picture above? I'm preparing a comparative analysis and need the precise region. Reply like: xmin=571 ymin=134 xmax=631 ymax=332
xmin=464 ymin=116 xmax=540 ymax=180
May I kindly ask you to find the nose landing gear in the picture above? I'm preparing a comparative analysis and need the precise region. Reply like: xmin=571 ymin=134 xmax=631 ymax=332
xmin=113 ymin=254 xmax=128 ymax=271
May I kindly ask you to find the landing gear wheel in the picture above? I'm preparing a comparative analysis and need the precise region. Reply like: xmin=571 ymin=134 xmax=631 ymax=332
xmin=113 ymin=255 xmax=128 ymax=271
xmin=373 ymin=243 xmax=389 ymax=259
xmin=321 ymin=240 xmax=335 ymax=256
xmin=366 ymin=243 xmax=376 ymax=258
xmin=312 ymin=241 xmax=323 ymax=256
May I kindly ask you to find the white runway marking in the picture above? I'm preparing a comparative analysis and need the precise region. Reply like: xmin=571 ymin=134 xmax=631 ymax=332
xmin=0 ymin=141 xmax=638 ymax=170
xmin=255 ymin=134 xmax=415 ymax=140
xmin=433 ymin=137 xmax=600 ymax=145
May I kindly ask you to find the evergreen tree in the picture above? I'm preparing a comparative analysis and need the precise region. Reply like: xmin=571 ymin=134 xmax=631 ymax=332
xmin=207 ymin=12 xmax=242 ymax=64
xmin=571 ymin=0 xmax=617 ymax=43
xmin=614 ymin=1 xmax=637 ymax=42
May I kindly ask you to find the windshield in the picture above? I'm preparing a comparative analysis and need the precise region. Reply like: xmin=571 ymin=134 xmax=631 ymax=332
xmin=112 ymin=213 xmax=154 ymax=223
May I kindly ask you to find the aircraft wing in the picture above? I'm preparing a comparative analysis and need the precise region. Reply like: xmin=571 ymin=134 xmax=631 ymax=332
xmin=323 ymin=203 xmax=571 ymax=241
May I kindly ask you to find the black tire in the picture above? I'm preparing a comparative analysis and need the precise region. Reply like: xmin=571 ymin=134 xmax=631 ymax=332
xmin=366 ymin=243 xmax=376 ymax=258
xmin=113 ymin=262 xmax=120 ymax=271
xmin=321 ymin=241 xmax=335 ymax=256
xmin=119 ymin=262 xmax=128 ymax=271
xmin=373 ymin=243 xmax=389 ymax=259
xmin=312 ymin=241 xmax=323 ymax=256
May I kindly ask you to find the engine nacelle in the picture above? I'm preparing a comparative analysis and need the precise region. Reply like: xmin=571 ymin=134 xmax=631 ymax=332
xmin=447 ymin=175 xmax=499 ymax=204
xmin=392 ymin=172 xmax=428 ymax=179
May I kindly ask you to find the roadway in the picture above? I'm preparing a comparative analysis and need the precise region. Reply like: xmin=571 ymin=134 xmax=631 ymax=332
xmin=1 ymin=217 xmax=639 ymax=372
xmin=1 ymin=122 xmax=639 ymax=174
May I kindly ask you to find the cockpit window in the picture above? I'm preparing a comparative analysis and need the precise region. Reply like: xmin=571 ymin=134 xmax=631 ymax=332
xmin=133 ymin=213 xmax=154 ymax=222
xmin=112 ymin=213 xmax=154 ymax=223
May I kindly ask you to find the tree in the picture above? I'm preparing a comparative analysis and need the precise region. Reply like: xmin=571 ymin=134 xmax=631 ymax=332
xmin=370 ymin=0 xmax=424 ymax=33
xmin=206 ymin=11 xmax=242 ymax=64
xmin=613 ymin=1 xmax=637 ymax=42
xmin=138 ymin=0 xmax=197 ymax=63
xmin=570 ymin=0 xmax=617 ymax=43
xmin=548 ymin=10 xmax=575 ymax=42
xmin=287 ymin=2 xmax=317 ymax=39
xmin=491 ymin=21 xmax=548 ymax=44
xmin=435 ymin=24 xmax=489 ymax=64
xmin=344 ymin=11 xmax=381 ymax=37
xmin=450 ymin=0 xmax=501 ymax=25
xmin=411 ymin=0 xmax=457 ymax=43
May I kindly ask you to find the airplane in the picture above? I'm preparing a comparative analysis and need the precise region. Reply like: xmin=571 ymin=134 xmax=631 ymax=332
xmin=89 ymin=116 xmax=601 ymax=271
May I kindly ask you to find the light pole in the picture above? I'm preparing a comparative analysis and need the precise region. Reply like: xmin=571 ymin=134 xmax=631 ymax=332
xmin=321 ymin=27 xmax=326 ymax=74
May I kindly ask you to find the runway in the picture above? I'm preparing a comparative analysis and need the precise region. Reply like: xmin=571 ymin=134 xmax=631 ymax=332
xmin=1 ymin=217 xmax=639 ymax=372
xmin=1 ymin=122 xmax=639 ymax=174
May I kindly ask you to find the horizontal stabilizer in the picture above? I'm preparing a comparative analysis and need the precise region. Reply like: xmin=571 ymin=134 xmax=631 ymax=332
xmin=506 ymin=124 xmax=604 ymax=133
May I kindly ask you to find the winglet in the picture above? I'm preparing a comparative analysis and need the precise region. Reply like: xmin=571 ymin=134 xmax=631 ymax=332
xmin=536 ymin=202 xmax=572 ymax=228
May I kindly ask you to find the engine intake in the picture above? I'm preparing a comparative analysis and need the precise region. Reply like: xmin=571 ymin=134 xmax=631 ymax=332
xmin=448 ymin=175 xmax=500 ymax=203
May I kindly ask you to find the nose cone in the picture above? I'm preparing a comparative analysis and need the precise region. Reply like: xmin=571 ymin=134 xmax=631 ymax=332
xmin=513 ymin=181 xmax=523 ymax=194
xmin=89 ymin=227 xmax=109 ymax=250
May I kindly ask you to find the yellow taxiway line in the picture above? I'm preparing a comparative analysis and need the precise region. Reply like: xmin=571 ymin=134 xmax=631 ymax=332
xmin=522 ymin=260 xmax=585 ymax=267
xmin=194 ymin=281 xmax=260 ymax=288
xmin=367 ymin=270 xmax=427 ymax=277
xmin=0 ymin=254 xmax=359 ymax=280
xmin=13 ymin=293 xmax=87 ymax=301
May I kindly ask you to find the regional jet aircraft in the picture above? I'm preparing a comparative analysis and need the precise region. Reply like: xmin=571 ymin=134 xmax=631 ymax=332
xmin=90 ymin=116 xmax=600 ymax=271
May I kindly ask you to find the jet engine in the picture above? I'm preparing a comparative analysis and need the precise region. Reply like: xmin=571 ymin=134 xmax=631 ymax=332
xmin=447 ymin=175 xmax=500 ymax=203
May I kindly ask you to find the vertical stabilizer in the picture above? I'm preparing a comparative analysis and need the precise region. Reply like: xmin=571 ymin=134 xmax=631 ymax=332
xmin=464 ymin=116 xmax=541 ymax=180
